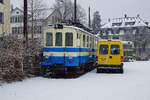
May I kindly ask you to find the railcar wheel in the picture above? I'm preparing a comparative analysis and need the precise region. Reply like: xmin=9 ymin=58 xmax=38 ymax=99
xmin=40 ymin=66 xmax=46 ymax=76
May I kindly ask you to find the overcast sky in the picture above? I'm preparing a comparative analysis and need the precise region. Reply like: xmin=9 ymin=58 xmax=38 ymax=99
xmin=11 ymin=0 xmax=150 ymax=23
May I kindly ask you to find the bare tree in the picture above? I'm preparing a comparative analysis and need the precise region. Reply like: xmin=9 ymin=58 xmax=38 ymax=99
xmin=53 ymin=0 xmax=87 ymax=24
xmin=28 ymin=0 xmax=48 ymax=41
xmin=134 ymin=28 xmax=150 ymax=59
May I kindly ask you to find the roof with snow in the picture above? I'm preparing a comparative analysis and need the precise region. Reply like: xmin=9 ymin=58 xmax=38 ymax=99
xmin=31 ymin=8 xmax=54 ymax=20
xmin=101 ymin=15 xmax=149 ymax=29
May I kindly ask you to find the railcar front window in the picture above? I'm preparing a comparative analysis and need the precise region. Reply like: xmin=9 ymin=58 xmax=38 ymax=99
xmin=65 ymin=32 xmax=73 ymax=46
xmin=100 ymin=45 xmax=108 ymax=55
xmin=55 ymin=32 xmax=62 ymax=46
xmin=111 ymin=45 xmax=120 ymax=55
xmin=46 ymin=32 xmax=53 ymax=46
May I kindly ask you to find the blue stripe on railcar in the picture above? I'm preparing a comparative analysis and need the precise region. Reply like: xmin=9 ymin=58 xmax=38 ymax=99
xmin=43 ymin=48 xmax=96 ymax=52
xmin=41 ymin=47 xmax=97 ymax=67
xmin=41 ymin=55 xmax=91 ymax=67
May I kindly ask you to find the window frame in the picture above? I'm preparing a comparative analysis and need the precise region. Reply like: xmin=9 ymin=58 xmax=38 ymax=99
xmin=99 ymin=45 xmax=109 ymax=55
xmin=65 ymin=32 xmax=73 ymax=47
xmin=0 ymin=12 xmax=4 ymax=24
xmin=111 ymin=45 xmax=120 ymax=55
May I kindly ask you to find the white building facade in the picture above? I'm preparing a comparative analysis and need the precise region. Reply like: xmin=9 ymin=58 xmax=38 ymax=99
xmin=0 ymin=0 xmax=10 ymax=36
xmin=100 ymin=14 xmax=149 ymax=41
xmin=10 ymin=7 xmax=24 ymax=35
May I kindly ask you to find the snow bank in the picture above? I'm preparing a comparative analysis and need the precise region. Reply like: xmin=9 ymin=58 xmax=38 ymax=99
xmin=0 ymin=61 xmax=150 ymax=100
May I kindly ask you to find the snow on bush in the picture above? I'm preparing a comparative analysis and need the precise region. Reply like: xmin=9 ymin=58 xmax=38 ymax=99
xmin=0 ymin=36 xmax=42 ymax=82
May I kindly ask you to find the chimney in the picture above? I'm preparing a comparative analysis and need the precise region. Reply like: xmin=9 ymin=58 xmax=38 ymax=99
xmin=11 ymin=4 xmax=14 ymax=12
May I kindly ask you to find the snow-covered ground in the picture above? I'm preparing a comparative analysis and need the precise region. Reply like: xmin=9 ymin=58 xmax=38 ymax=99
xmin=0 ymin=61 xmax=150 ymax=100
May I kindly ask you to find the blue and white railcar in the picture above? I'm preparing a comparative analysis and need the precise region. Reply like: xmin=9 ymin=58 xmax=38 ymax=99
xmin=41 ymin=24 xmax=99 ymax=74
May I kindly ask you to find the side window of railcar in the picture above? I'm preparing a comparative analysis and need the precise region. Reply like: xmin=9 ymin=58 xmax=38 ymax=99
xmin=77 ymin=33 xmax=79 ymax=39
xmin=100 ymin=45 xmax=108 ymax=55
xmin=111 ymin=45 xmax=120 ymax=55
xmin=90 ymin=37 xmax=92 ymax=48
xmin=46 ymin=32 xmax=53 ymax=46
xmin=55 ymin=32 xmax=62 ymax=46
xmin=87 ymin=36 xmax=89 ymax=47
xmin=65 ymin=32 xmax=73 ymax=46
xmin=83 ymin=35 xmax=85 ymax=47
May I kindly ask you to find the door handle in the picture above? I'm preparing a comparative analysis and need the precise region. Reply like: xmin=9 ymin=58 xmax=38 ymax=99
xmin=109 ymin=56 xmax=112 ymax=59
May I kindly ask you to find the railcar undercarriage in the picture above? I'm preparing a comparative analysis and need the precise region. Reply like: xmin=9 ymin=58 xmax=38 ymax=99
xmin=40 ymin=62 xmax=96 ymax=78
xmin=96 ymin=64 xmax=124 ymax=74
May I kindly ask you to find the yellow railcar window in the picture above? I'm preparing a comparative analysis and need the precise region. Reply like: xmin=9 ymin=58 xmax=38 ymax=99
xmin=55 ymin=32 xmax=62 ymax=46
xmin=46 ymin=32 xmax=53 ymax=46
xmin=100 ymin=45 xmax=108 ymax=55
xmin=65 ymin=32 xmax=73 ymax=46
xmin=111 ymin=45 xmax=120 ymax=55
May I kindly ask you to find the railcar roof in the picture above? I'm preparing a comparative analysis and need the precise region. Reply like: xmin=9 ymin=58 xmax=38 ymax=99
xmin=44 ymin=25 xmax=100 ymax=39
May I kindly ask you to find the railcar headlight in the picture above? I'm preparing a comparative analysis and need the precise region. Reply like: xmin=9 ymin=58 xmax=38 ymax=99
xmin=45 ymin=55 xmax=49 ymax=62
xmin=45 ymin=55 xmax=49 ymax=59
xmin=69 ymin=56 xmax=72 ymax=60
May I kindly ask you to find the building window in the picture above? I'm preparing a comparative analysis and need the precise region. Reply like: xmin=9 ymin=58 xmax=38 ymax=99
xmin=0 ymin=0 xmax=3 ymax=3
xmin=0 ymin=12 xmax=4 ymax=24
xmin=112 ymin=36 xmax=119 ymax=39
xmin=65 ymin=32 xmax=73 ymax=46
xmin=55 ymin=32 xmax=62 ymax=46
xmin=125 ymin=22 xmax=135 ymax=26
xmin=12 ymin=27 xmax=23 ymax=34
xmin=112 ymin=23 xmax=122 ymax=27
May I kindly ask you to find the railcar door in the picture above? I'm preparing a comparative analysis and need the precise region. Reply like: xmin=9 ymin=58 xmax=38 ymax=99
xmin=108 ymin=42 xmax=122 ymax=65
xmin=98 ymin=43 xmax=109 ymax=65
xmin=76 ymin=32 xmax=81 ymax=66
xmin=65 ymin=32 xmax=74 ymax=65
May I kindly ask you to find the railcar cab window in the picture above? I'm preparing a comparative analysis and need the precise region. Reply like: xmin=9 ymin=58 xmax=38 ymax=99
xmin=0 ymin=0 xmax=3 ymax=4
xmin=0 ymin=12 xmax=4 ymax=24
xmin=46 ymin=32 xmax=53 ymax=46
xmin=100 ymin=45 xmax=108 ymax=55
xmin=111 ymin=45 xmax=120 ymax=55
xmin=65 ymin=32 xmax=73 ymax=46
xmin=55 ymin=32 xmax=62 ymax=46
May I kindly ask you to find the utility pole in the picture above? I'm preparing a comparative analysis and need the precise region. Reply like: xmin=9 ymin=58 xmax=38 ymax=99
xmin=24 ymin=0 xmax=28 ymax=46
xmin=88 ymin=6 xmax=91 ymax=28
xmin=74 ymin=0 xmax=77 ymax=23
xmin=31 ymin=0 xmax=34 ymax=42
